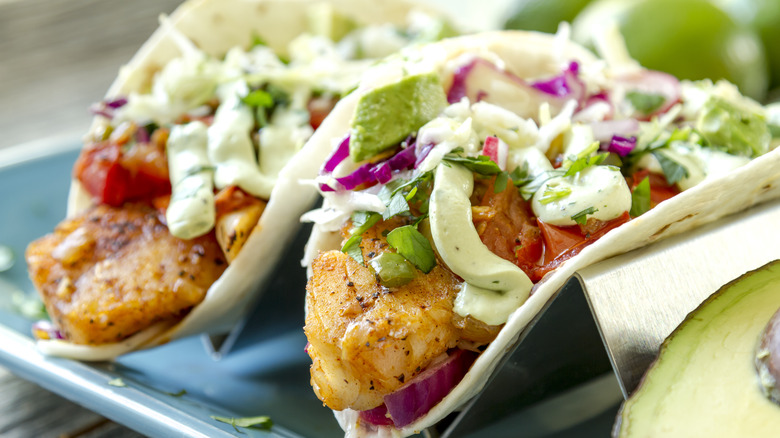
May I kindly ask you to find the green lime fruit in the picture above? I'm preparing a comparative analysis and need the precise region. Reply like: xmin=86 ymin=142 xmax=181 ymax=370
xmin=572 ymin=0 xmax=769 ymax=100
xmin=717 ymin=0 xmax=780 ymax=96
xmin=504 ymin=0 xmax=594 ymax=33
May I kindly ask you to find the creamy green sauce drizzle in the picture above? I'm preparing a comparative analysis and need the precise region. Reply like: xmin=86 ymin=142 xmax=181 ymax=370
xmin=166 ymin=121 xmax=215 ymax=239
xmin=429 ymin=163 xmax=532 ymax=325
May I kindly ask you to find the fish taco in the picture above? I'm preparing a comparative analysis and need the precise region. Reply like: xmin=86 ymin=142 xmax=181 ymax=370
xmin=24 ymin=0 xmax=458 ymax=361
xmin=301 ymin=29 xmax=780 ymax=436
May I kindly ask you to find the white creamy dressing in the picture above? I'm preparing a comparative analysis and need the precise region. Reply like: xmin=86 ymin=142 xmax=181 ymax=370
xmin=649 ymin=142 xmax=751 ymax=191
xmin=166 ymin=121 xmax=216 ymax=239
xmin=208 ymin=80 xmax=277 ymax=199
xmin=429 ymin=163 xmax=532 ymax=325
xmin=532 ymin=165 xmax=631 ymax=226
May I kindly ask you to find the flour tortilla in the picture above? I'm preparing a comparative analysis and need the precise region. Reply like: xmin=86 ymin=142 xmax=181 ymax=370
xmin=302 ymin=30 xmax=780 ymax=437
xmin=38 ymin=0 xmax=447 ymax=361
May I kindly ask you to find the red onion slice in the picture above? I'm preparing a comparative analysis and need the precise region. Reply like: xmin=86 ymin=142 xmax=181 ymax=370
xmin=447 ymin=59 xmax=585 ymax=120
xmin=607 ymin=135 xmax=637 ymax=156
xmin=32 ymin=320 xmax=65 ymax=340
xmin=360 ymin=349 xmax=477 ymax=428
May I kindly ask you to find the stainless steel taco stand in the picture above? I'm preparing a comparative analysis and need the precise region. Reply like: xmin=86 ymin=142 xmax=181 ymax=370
xmin=434 ymin=198 xmax=780 ymax=437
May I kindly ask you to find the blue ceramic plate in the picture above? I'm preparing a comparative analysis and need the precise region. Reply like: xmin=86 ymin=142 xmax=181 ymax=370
xmin=0 ymin=140 xmax=619 ymax=437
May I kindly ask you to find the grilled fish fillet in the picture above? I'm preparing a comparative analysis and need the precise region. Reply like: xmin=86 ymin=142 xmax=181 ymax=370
xmin=305 ymin=219 xmax=482 ymax=411
xmin=26 ymin=203 xmax=227 ymax=345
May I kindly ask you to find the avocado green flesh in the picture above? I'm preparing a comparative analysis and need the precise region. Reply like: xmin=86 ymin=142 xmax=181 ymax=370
xmin=349 ymin=72 xmax=447 ymax=162
xmin=617 ymin=261 xmax=780 ymax=437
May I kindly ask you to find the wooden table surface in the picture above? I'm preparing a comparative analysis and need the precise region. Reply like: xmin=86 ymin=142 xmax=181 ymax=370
xmin=0 ymin=0 xmax=513 ymax=436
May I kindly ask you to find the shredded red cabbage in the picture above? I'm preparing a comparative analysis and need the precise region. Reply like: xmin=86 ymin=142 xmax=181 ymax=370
xmin=530 ymin=62 xmax=581 ymax=98
xmin=414 ymin=143 xmax=435 ymax=169
xmin=608 ymin=135 xmax=637 ymax=156
xmin=323 ymin=136 xmax=351 ymax=173
xmin=447 ymin=62 xmax=476 ymax=103
xmin=89 ymin=97 xmax=128 ymax=119
xmin=360 ymin=349 xmax=476 ymax=428
xmin=135 ymin=125 xmax=150 ymax=144
xmin=332 ymin=144 xmax=418 ymax=190
xmin=105 ymin=97 xmax=128 ymax=109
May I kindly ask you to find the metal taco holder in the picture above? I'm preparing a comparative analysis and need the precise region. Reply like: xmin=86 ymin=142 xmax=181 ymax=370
xmin=196 ymin=196 xmax=780 ymax=435
xmin=430 ymin=197 xmax=780 ymax=437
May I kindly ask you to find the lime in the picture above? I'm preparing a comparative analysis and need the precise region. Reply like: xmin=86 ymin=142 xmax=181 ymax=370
xmin=722 ymin=0 xmax=780 ymax=95
xmin=504 ymin=0 xmax=594 ymax=33
xmin=572 ymin=0 xmax=769 ymax=100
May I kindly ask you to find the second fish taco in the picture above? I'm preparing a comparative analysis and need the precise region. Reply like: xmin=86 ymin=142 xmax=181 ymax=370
xmin=24 ymin=0 xmax=458 ymax=361
xmin=301 ymin=29 xmax=780 ymax=436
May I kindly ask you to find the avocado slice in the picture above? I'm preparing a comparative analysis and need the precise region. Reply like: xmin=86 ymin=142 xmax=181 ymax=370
xmin=349 ymin=72 xmax=447 ymax=162
xmin=615 ymin=260 xmax=780 ymax=437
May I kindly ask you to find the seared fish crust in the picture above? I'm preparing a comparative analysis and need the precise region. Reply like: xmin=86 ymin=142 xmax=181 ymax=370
xmin=26 ymin=203 xmax=226 ymax=345
xmin=306 ymin=219 xmax=467 ymax=411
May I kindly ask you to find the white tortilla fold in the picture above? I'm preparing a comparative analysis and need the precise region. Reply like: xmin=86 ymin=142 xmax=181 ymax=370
xmin=38 ymin=0 xmax=448 ymax=361
xmin=302 ymin=31 xmax=780 ymax=437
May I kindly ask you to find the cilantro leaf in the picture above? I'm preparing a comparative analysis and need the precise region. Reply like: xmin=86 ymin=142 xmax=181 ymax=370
xmin=383 ymin=191 xmax=410 ymax=220
xmin=626 ymin=91 xmax=665 ymax=115
xmin=350 ymin=211 xmax=380 ymax=236
xmin=211 ymin=415 xmax=273 ymax=432
xmin=571 ymin=207 xmax=598 ymax=226
xmin=564 ymin=152 xmax=608 ymax=177
xmin=341 ymin=235 xmax=364 ymax=265
xmin=508 ymin=163 xmax=534 ymax=186
xmin=386 ymin=225 xmax=436 ymax=273
xmin=241 ymin=89 xmax=274 ymax=108
xmin=538 ymin=186 xmax=572 ymax=205
xmin=630 ymin=177 xmax=651 ymax=217
xmin=442 ymin=154 xmax=501 ymax=175
xmin=494 ymin=171 xmax=509 ymax=193
xmin=652 ymin=150 xmax=689 ymax=185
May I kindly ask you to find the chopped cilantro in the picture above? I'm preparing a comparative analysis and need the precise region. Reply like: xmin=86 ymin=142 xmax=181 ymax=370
xmin=350 ymin=211 xmax=381 ymax=236
xmin=382 ymin=190 xmax=411 ymax=220
xmin=538 ymin=186 xmax=572 ymax=205
xmin=626 ymin=91 xmax=665 ymax=115
xmin=571 ymin=207 xmax=598 ymax=226
xmin=211 ymin=415 xmax=273 ymax=433
xmin=386 ymin=225 xmax=436 ymax=273
xmin=165 ymin=389 xmax=188 ymax=397
xmin=652 ymin=150 xmax=689 ymax=185
xmin=564 ymin=152 xmax=608 ymax=177
xmin=341 ymin=235 xmax=364 ymax=265
xmin=241 ymin=89 xmax=274 ymax=108
xmin=630 ymin=177 xmax=651 ymax=217
xmin=493 ymin=171 xmax=509 ymax=193
xmin=508 ymin=163 xmax=534 ymax=187
xmin=442 ymin=153 xmax=502 ymax=175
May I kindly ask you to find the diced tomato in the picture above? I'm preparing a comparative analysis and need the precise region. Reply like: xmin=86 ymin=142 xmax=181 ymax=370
xmin=531 ymin=212 xmax=631 ymax=281
xmin=308 ymin=96 xmax=339 ymax=130
xmin=73 ymin=133 xmax=171 ymax=206
xmin=627 ymin=169 xmax=680 ymax=208
xmin=473 ymin=176 xmax=543 ymax=278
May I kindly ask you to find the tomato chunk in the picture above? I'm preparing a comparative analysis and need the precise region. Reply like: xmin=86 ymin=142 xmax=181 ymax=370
xmin=532 ymin=212 xmax=631 ymax=281
xmin=74 ymin=131 xmax=171 ymax=206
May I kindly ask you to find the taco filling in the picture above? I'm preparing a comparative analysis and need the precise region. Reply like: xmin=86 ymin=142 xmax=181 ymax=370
xmin=25 ymin=7 xmax=456 ymax=348
xmin=302 ymin=31 xmax=778 ymax=433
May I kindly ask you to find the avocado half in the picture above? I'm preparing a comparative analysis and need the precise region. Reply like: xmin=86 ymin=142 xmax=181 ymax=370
xmin=614 ymin=260 xmax=780 ymax=437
